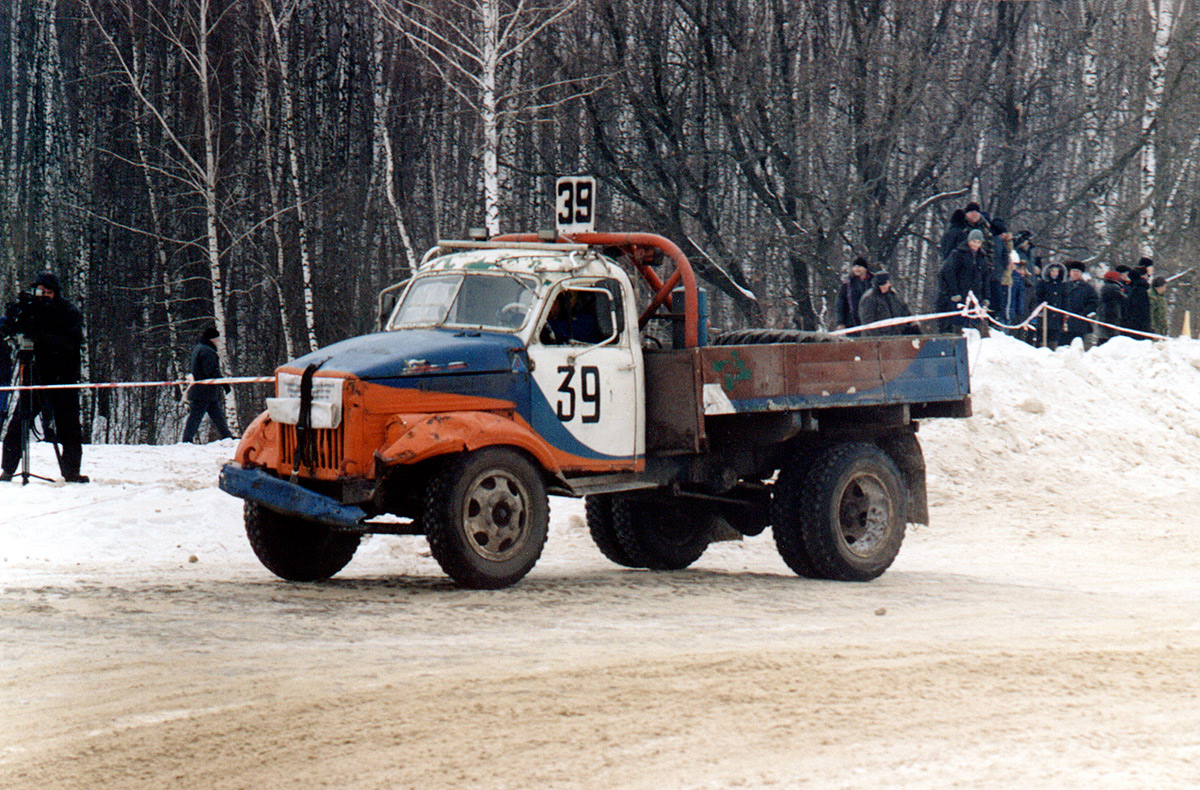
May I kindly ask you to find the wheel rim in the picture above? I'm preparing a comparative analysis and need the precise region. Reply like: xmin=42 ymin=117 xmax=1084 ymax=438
xmin=836 ymin=472 xmax=892 ymax=557
xmin=460 ymin=468 xmax=531 ymax=562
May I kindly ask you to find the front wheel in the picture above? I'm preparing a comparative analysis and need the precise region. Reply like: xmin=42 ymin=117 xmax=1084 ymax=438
xmin=773 ymin=442 xmax=906 ymax=581
xmin=424 ymin=448 xmax=549 ymax=589
xmin=244 ymin=501 xmax=361 ymax=582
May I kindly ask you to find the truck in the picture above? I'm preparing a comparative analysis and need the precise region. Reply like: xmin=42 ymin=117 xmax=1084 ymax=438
xmin=219 ymin=224 xmax=970 ymax=589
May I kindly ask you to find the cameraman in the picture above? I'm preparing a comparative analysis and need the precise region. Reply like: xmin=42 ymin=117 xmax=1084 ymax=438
xmin=1 ymin=272 xmax=88 ymax=483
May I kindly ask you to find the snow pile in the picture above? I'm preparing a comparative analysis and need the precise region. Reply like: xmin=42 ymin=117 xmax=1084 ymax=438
xmin=3 ymin=331 xmax=1200 ymax=577
xmin=921 ymin=332 xmax=1200 ymax=502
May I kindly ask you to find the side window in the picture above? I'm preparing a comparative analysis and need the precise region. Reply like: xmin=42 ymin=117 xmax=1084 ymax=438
xmin=539 ymin=287 xmax=618 ymax=346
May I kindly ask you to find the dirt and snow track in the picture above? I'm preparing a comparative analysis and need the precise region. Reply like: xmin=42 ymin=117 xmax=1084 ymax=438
xmin=4 ymin=334 xmax=1200 ymax=788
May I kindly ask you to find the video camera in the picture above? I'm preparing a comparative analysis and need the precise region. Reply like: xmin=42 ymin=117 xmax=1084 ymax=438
xmin=2 ymin=292 xmax=47 ymax=340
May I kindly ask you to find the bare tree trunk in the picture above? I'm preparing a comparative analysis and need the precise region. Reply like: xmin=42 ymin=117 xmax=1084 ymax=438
xmin=1138 ymin=0 xmax=1180 ymax=257
xmin=371 ymin=14 xmax=417 ymax=275
xmin=262 ymin=0 xmax=319 ymax=353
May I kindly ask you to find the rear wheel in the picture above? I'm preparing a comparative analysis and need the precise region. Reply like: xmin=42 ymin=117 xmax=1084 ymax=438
xmin=585 ymin=494 xmax=645 ymax=568
xmin=773 ymin=442 xmax=906 ymax=581
xmin=612 ymin=494 xmax=709 ymax=571
xmin=424 ymin=448 xmax=549 ymax=589
xmin=244 ymin=501 xmax=360 ymax=582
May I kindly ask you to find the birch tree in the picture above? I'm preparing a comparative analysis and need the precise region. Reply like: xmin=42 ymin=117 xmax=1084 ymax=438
xmin=371 ymin=0 xmax=582 ymax=236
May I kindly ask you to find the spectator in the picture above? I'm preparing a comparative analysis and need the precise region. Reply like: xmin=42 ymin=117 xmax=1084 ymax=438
xmin=0 ymin=315 xmax=10 ymax=421
xmin=1095 ymin=270 xmax=1127 ymax=345
xmin=181 ymin=325 xmax=234 ymax=443
xmin=936 ymin=228 xmax=996 ymax=334
xmin=1140 ymin=256 xmax=1155 ymax=281
xmin=835 ymin=257 xmax=873 ymax=330
xmin=1036 ymin=262 xmax=1069 ymax=349
xmin=1124 ymin=267 xmax=1152 ymax=336
xmin=1003 ymin=252 xmax=1038 ymax=332
xmin=1 ymin=271 xmax=87 ymax=483
xmin=1149 ymin=275 xmax=1169 ymax=337
xmin=1061 ymin=261 xmax=1099 ymax=348
xmin=939 ymin=201 xmax=995 ymax=263
xmin=858 ymin=272 xmax=920 ymax=336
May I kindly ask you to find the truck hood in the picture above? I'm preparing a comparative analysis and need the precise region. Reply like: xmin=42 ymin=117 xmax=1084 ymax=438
xmin=284 ymin=328 xmax=524 ymax=381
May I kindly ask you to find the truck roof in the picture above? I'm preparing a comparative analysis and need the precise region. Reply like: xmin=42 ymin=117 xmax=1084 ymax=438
xmin=420 ymin=243 xmax=618 ymax=280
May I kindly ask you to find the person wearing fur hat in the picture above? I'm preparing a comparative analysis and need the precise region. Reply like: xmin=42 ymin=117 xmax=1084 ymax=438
xmin=1035 ymin=261 xmax=1069 ymax=349
xmin=1095 ymin=270 xmax=1127 ymax=345
xmin=181 ymin=324 xmax=234 ymax=443
xmin=1123 ymin=266 xmax=1152 ymax=336
xmin=858 ymin=272 xmax=920 ymax=336
xmin=835 ymin=257 xmax=873 ymax=330
xmin=1060 ymin=261 xmax=1098 ymax=348
xmin=1 ymin=271 xmax=88 ymax=482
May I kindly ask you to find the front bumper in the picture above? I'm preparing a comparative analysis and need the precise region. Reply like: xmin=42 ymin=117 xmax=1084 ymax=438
xmin=219 ymin=463 xmax=367 ymax=530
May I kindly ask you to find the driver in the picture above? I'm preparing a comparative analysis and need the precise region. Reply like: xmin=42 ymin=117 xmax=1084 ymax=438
xmin=540 ymin=291 xmax=603 ymax=345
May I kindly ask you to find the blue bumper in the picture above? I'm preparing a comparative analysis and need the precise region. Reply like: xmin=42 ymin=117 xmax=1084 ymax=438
xmin=219 ymin=464 xmax=367 ymax=530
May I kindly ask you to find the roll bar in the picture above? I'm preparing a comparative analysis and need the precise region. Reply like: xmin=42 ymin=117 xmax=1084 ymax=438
xmin=491 ymin=231 xmax=699 ymax=348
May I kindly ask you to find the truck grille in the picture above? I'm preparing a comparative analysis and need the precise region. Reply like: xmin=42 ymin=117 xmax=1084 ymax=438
xmin=281 ymin=424 xmax=345 ymax=474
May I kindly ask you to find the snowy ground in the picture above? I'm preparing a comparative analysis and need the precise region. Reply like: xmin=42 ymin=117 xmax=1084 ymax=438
xmin=4 ymin=332 xmax=1200 ymax=789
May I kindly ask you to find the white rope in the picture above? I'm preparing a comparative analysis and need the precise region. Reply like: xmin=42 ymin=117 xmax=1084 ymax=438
xmin=0 ymin=372 xmax=273 ymax=391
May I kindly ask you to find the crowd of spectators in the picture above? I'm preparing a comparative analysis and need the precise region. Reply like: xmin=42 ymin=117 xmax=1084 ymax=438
xmin=834 ymin=199 xmax=1174 ymax=349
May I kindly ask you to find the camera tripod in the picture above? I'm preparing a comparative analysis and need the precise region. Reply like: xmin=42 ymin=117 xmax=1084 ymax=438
xmin=3 ymin=336 xmax=58 ymax=485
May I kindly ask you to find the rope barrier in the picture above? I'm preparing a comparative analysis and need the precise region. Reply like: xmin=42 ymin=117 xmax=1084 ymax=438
xmin=0 ymin=376 xmax=274 ymax=393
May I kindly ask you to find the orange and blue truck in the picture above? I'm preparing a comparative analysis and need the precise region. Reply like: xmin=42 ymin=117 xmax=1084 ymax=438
xmin=219 ymin=186 xmax=970 ymax=588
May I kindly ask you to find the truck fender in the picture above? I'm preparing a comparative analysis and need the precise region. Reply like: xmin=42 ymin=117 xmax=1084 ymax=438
xmin=376 ymin=411 xmax=562 ymax=477
xmin=232 ymin=410 xmax=285 ymax=470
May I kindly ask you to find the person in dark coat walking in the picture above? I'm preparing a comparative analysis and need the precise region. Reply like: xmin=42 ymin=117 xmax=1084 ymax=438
xmin=936 ymin=229 xmax=996 ymax=333
xmin=1060 ymin=261 xmax=1099 ymax=348
xmin=835 ymin=257 xmax=873 ymax=330
xmin=1095 ymin=270 xmax=1127 ymax=345
xmin=181 ymin=325 xmax=234 ymax=443
xmin=1 ymin=271 xmax=88 ymax=482
xmin=1035 ymin=262 xmax=1069 ymax=349
xmin=1123 ymin=267 xmax=1152 ymax=336
xmin=858 ymin=273 xmax=920 ymax=336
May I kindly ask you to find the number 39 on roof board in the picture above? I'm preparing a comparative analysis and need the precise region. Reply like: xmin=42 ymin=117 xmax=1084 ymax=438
xmin=555 ymin=176 xmax=595 ymax=234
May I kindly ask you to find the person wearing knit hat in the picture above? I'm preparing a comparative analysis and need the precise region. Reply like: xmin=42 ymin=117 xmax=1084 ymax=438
xmin=936 ymin=226 xmax=997 ymax=334
xmin=1 ymin=270 xmax=88 ymax=483
xmin=858 ymin=272 xmax=920 ymax=336
xmin=181 ymin=323 xmax=234 ymax=443
xmin=1095 ymin=270 xmax=1127 ymax=345
xmin=835 ymin=256 xmax=874 ymax=330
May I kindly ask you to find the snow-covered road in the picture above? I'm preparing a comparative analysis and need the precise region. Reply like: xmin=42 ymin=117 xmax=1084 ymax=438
xmin=4 ymin=333 xmax=1200 ymax=789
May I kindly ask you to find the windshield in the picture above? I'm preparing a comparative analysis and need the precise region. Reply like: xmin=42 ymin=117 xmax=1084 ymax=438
xmin=388 ymin=272 xmax=540 ymax=331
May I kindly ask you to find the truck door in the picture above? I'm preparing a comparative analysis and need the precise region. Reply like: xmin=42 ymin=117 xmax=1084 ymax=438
xmin=527 ymin=280 xmax=643 ymax=472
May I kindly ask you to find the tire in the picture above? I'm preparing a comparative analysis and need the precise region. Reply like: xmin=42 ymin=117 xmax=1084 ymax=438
xmin=773 ymin=442 xmax=906 ymax=581
xmin=770 ymin=448 xmax=820 ymax=578
xmin=585 ymin=494 xmax=645 ymax=568
xmin=244 ymin=501 xmax=360 ymax=582
xmin=612 ymin=493 xmax=708 ymax=571
xmin=424 ymin=448 xmax=549 ymax=589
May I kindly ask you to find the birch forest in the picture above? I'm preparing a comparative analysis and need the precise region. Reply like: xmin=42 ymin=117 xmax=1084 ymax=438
xmin=3 ymin=0 xmax=1198 ymax=442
